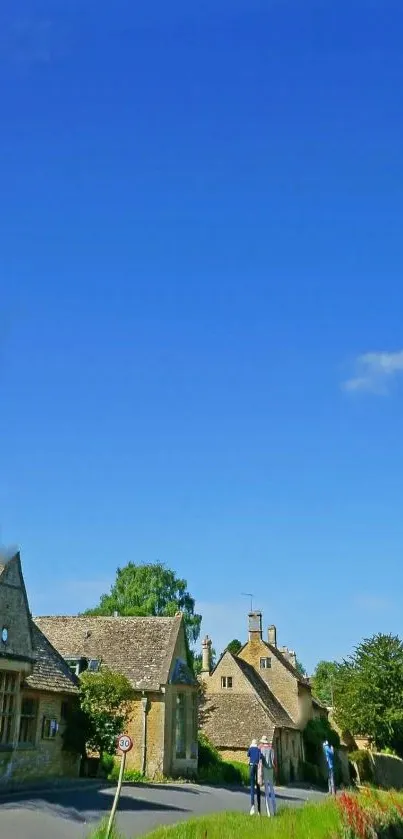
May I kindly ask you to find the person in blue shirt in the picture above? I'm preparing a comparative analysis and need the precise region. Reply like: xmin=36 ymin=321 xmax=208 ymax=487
xmin=247 ymin=739 xmax=261 ymax=815
xmin=323 ymin=740 xmax=335 ymax=795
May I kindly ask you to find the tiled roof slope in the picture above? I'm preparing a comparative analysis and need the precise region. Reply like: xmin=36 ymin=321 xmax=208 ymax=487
xmin=235 ymin=657 xmax=296 ymax=728
xmin=201 ymin=693 xmax=276 ymax=749
xmin=24 ymin=623 xmax=79 ymax=695
xmin=34 ymin=615 xmax=183 ymax=691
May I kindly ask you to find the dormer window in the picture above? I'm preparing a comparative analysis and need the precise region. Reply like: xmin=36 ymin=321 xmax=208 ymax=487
xmin=66 ymin=657 xmax=88 ymax=676
xmin=221 ymin=676 xmax=233 ymax=689
xmin=260 ymin=657 xmax=272 ymax=670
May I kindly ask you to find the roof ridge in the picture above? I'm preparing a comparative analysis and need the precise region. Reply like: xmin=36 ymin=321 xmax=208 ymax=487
xmin=35 ymin=614 xmax=180 ymax=621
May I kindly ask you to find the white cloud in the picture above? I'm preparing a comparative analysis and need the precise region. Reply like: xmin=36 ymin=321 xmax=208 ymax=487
xmin=343 ymin=351 xmax=403 ymax=395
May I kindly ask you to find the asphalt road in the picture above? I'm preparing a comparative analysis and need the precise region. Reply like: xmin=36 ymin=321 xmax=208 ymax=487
xmin=0 ymin=782 xmax=326 ymax=839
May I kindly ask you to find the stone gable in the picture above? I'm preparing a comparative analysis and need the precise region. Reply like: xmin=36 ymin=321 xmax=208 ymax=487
xmin=0 ymin=554 xmax=34 ymax=663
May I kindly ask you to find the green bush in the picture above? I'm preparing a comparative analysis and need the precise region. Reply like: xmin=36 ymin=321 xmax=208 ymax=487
xmin=302 ymin=761 xmax=321 ymax=785
xmin=108 ymin=760 xmax=145 ymax=783
xmin=196 ymin=733 xmax=246 ymax=786
xmin=100 ymin=753 xmax=115 ymax=777
xmin=349 ymin=749 xmax=373 ymax=783
xmin=303 ymin=718 xmax=340 ymax=762
xmin=197 ymin=733 xmax=221 ymax=768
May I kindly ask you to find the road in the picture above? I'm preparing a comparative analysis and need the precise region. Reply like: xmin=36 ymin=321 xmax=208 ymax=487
xmin=0 ymin=782 xmax=326 ymax=839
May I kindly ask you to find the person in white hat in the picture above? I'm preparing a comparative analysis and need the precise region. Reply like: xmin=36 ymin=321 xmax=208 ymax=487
xmin=259 ymin=735 xmax=276 ymax=816
xmin=247 ymin=739 xmax=261 ymax=815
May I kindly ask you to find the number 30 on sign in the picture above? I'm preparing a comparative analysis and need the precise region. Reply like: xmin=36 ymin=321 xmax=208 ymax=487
xmin=117 ymin=734 xmax=133 ymax=753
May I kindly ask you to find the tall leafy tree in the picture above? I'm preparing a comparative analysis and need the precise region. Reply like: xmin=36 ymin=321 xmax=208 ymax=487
xmin=84 ymin=562 xmax=202 ymax=644
xmin=311 ymin=660 xmax=340 ymax=705
xmin=226 ymin=639 xmax=242 ymax=656
xmin=334 ymin=633 xmax=403 ymax=752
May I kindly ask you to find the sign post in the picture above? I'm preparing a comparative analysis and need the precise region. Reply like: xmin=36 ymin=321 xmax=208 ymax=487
xmin=106 ymin=734 xmax=133 ymax=839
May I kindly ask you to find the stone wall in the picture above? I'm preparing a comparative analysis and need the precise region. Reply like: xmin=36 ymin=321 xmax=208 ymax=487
xmin=238 ymin=638 xmax=300 ymax=721
xmin=0 ymin=690 xmax=79 ymax=785
xmin=219 ymin=747 xmax=248 ymax=764
xmin=0 ymin=558 xmax=34 ymax=661
xmin=372 ymin=753 xmax=403 ymax=790
xmin=277 ymin=728 xmax=303 ymax=783
xmin=125 ymin=693 xmax=165 ymax=778
xmin=205 ymin=651 xmax=252 ymax=695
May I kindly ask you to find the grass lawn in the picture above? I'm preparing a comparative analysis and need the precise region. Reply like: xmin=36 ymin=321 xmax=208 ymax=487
xmin=87 ymin=800 xmax=340 ymax=839
xmin=140 ymin=801 xmax=340 ymax=839
xmin=87 ymin=790 xmax=403 ymax=839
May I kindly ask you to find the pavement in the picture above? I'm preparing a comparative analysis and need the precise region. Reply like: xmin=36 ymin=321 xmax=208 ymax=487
xmin=0 ymin=781 xmax=326 ymax=839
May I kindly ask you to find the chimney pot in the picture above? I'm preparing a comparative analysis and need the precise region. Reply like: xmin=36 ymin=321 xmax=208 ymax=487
xmin=268 ymin=625 xmax=277 ymax=647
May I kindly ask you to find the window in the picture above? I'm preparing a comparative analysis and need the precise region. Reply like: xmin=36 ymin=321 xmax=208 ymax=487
xmin=221 ymin=676 xmax=233 ymax=689
xmin=66 ymin=657 xmax=88 ymax=676
xmin=42 ymin=718 xmax=58 ymax=740
xmin=190 ymin=693 xmax=198 ymax=758
xmin=260 ymin=657 xmax=272 ymax=670
xmin=0 ymin=671 xmax=17 ymax=746
xmin=19 ymin=697 xmax=38 ymax=745
xmin=61 ymin=701 xmax=69 ymax=722
xmin=175 ymin=693 xmax=186 ymax=759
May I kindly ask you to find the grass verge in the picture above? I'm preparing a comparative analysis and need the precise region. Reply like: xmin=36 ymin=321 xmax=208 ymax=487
xmin=87 ymin=790 xmax=403 ymax=838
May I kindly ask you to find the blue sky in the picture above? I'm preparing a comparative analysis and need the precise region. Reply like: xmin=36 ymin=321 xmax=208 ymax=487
xmin=1 ymin=0 xmax=403 ymax=672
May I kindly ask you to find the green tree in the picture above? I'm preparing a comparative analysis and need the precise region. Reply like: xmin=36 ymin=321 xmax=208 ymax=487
xmin=333 ymin=633 xmax=403 ymax=753
xmin=311 ymin=660 xmax=339 ymax=705
xmin=296 ymin=659 xmax=307 ymax=677
xmin=85 ymin=562 xmax=202 ymax=645
xmin=79 ymin=668 xmax=133 ymax=760
xmin=226 ymin=639 xmax=242 ymax=656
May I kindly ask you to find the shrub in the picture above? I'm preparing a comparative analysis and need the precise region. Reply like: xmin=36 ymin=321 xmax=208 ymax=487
xmin=303 ymin=718 xmax=340 ymax=763
xmin=349 ymin=749 xmax=374 ymax=784
xmin=100 ymin=753 xmax=115 ymax=777
xmin=197 ymin=732 xmax=221 ymax=768
xmin=107 ymin=760 xmax=145 ymax=783
xmin=302 ymin=760 xmax=321 ymax=785
xmin=196 ymin=733 xmax=246 ymax=786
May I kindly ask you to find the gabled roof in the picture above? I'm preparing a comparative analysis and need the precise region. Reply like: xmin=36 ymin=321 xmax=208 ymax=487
xmin=235 ymin=657 xmax=296 ymax=728
xmin=201 ymin=650 xmax=296 ymax=749
xmin=238 ymin=638 xmax=310 ymax=686
xmin=201 ymin=692 xmax=276 ymax=750
xmin=266 ymin=643 xmax=310 ymax=685
xmin=24 ymin=623 xmax=79 ymax=695
xmin=34 ymin=614 xmax=184 ymax=692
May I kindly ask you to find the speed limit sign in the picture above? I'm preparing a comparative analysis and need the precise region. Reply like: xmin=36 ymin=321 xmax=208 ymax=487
xmin=117 ymin=733 xmax=133 ymax=753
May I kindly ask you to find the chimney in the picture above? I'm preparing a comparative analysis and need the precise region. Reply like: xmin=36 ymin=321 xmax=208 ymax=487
xmin=268 ymin=625 xmax=277 ymax=647
xmin=248 ymin=611 xmax=262 ymax=642
xmin=288 ymin=650 xmax=297 ymax=669
xmin=202 ymin=635 xmax=212 ymax=674
xmin=279 ymin=645 xmax=297 ymax=669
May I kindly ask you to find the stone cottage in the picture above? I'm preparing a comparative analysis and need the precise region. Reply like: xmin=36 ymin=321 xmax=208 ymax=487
xmin=35 ymin=613 xmax=199 ymax=778
xmin=0 ymin=552 xmax=80 ymax=785
xmin=200 ymin=611 xmax=328 ymax=782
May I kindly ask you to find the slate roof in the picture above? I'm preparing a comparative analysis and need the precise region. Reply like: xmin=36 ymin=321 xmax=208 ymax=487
xmin=235 ymin=657 xmax=296 ymax=728
xmin=24 ymin=623 xmax=79 ymax=695
xmin=201 ymin=692 xmax=276 ymax=749
xmin=200 ymin=652 xmax=296 ymax=750
xmin=265 ymin=643 xmax=310 ymax=685
xmin=34 ymin=614 xmax=183 ymax=692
